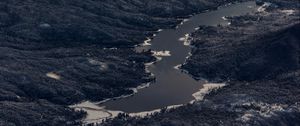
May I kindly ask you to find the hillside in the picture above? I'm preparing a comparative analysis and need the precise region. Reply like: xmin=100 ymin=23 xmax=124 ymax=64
xmin=0 ymin=0 xmax=243 ymax=125
xmin=102 ymin=1 xmax=300 ymax=125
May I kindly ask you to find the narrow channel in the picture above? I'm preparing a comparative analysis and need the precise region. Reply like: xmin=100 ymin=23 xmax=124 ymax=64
xmin=73 ymin=1 xmax=257 ymax=124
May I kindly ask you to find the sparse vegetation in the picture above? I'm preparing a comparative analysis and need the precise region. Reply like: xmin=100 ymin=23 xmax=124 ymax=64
xmin=0 ymin=0 xmax=249 ymax=125
xmin=102 ymin=1 xmax=300 ymax=125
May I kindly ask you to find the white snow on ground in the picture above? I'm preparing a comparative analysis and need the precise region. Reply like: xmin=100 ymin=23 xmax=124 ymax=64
xmin=191 ymin=83 xmax=226 ymax=102
xmin=103 ymin=47 xmax=118 ymax=50
xmin=240 ymin=113 xmax=254 ymax=122
xmin=88 ymin=59 xmax=108 ymax=71
xmin=174 ymin=64 xmax=182 ymax=70
xmin=129 ymin=82 xmax=151 ymax=94
xmin=281 ymin=9 xmax=296 ymax=15
xmin=155 ymin=56 xmax=163 ymax=61
xmin=137 ymin=29 xmax=163 ymax=47
xmin=71 ymin=101 xmax=184 ymax=124
xmin=178 ymin=37 xmax=185 ymax=41
xmin=222 ymin=16 xmax=228 ymax=20
xmin=46 ymin=72 xmax=61 ymax=80
xmin=179 ymin=34 xmax=191 ymax=46
xmin=180 ymin=19 xmax=190 ymax=25
xmin=257 ymin=2 xmax=271 ymax=12
xmin=186 ymin=52 xmax=192 ymax=60
xmin=151 ymin=50 xmax=171 ymax=57
xmin=183 ymin=19 xmax=190 ymax=22
xmin=144 ymin=61 xmax=155 ymax=66
xmin=39 ymin=23 xmax=51 ymax=28
xmin=142 ymin=37 xmax=152 ymax=46
xmin=221 ymin=16 xmax=232 ymax=26
xmin=236 ymin=102 xmax=300 ymax=122
xmin=129 ymin=104 xmax=183 ymax=117
xmin=255 ymin=102 xmax=285 ymax=118
xmin=144 ymin=61 xmax=155 ymax=77
xmin=70 ymin=101 xmax=123 ymax=124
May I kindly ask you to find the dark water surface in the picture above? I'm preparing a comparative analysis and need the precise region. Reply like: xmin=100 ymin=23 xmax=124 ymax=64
xmin=101 ymin=1 xmax=257 ymax=113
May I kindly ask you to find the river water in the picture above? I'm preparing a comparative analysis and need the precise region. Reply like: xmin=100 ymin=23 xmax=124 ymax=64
xmin=72 ymin=1 xmax=257 ymax=124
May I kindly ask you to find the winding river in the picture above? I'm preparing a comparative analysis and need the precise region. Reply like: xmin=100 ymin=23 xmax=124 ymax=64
xmin=71 ymin=1 xmax=257 ymax=124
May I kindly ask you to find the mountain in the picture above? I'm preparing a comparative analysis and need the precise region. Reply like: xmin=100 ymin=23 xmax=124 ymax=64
xmin=102 ymin=1 xmax=300 ymax=125
xmin=0 ymin=0 xmax=243 ymax=125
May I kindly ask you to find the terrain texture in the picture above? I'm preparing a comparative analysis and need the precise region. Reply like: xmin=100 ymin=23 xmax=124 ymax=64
xmin=102 ymin=0 xmax=300 ymax=126
xmin=0 ymin=0 xmax=246 ymax=125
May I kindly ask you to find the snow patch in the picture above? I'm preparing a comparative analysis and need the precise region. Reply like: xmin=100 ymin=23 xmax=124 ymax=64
xmin=281 ymin=9 xmax=296 ymax=15
xmin=142 ymin=37 xmax=152 ymax=46
xmin=71 ymin=101 xmax=183 ymax=124
xmin=174 ymin=64 xmax=182 ymax=70
xmin=191 ymin=83 xmax=226 ymax=102
xmin=178 ymin=37 xmax=185 ymax=41
xmin=240 ymin=113 xmax=254 ymax=122
xmin=151 ymin=50 xmax=171 ymax=57
xmin=255 ymin=103 xmax=285 ymax=118
xmin=183 ymin=19 xmax=189 ymax=22
xmin=129 ymin=104 xmax=183 ymax=117
xmin=179 ymin=34 xmax=191 ymax=46
xmin=103 ymin=47 xmax=118 ymax=50
xmin=88 ymin=59 xmax=108 ymax=70
xmin=70 ymin=101 xmax=122 ymax=124
xmin=46 ymin=72 xmax=61 ymax=80
xmin=39 ymin=23 xmax=51 ymax=28
xmin=257 ymin=2 xmax=271 ymax=12
xmin=236 ymin=102 xmax=295 ymax=123
xmin=155 ymin=56 xmax=163 ymax=61
xmin=180 ymin=19 xmax=190 ymax=25
xmin=129 ymin=83 xmax=151 ymax=94
xmin=222 ymin=16 xmax=228 ymax=20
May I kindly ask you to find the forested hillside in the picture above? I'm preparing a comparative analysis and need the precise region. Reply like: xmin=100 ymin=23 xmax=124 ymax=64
xmin=102 ymin=1 xmax=300 ymax=125
xmin=0 ymin=0 xmax=243 ymax=125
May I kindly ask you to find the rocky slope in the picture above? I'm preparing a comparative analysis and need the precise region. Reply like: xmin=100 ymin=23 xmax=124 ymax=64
xmin=102 ymin=1 xmax=300 ymax=126
xmin=0 ymin=0 xmax=245 ymax=125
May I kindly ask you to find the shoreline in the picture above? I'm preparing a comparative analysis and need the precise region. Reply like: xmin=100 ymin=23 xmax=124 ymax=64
xmin=91 ymin=0 xmax=300 ymax=125
xmin=70 ymin=82 xmax=228 ymax=125
xmin=70 ymin=1 xmax=256 ymax=125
